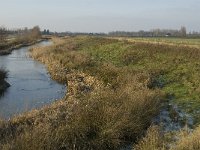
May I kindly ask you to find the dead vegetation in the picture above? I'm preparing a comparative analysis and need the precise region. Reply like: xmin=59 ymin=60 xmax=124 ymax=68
xmin=1 ymin=36 xmax=200 ymax=149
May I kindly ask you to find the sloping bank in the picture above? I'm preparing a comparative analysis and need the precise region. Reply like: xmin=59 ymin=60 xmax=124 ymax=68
xmin=0 ymin=39 xmax=46 ymax=56
xmin=0 ymin=37 xmax=163 ymax=149
xmin=2 ymin=36 xmax=200 ymax=150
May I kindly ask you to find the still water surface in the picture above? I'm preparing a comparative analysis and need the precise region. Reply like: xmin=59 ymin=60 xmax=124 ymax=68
xmin=0 ymin=41 xmax=66 ymax=119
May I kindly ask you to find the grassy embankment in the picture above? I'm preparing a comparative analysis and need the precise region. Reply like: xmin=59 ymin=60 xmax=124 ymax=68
xmin=0 ymin=36 xmax=200 ymax=149
xmin=0 ymin=29 xmax=42 ymax=55
xmin=118 ymin=37 xmax=200 ymax=124
xmin=0 ymin=37 xmax=42 ymax=55
xmin=0 ymin=37 xmax=162 ymax=149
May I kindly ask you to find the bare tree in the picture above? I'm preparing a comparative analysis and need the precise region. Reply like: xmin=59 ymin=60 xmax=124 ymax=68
xmin=0 ymin=26 xmax=8 ymax=43
xmin=180 ymin=26 xmax=187 ymax=37
xmin=31 ymin=26 xmax=41 ymax=40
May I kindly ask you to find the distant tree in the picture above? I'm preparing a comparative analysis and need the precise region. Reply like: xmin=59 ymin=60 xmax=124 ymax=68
xmin=46 ymin=29 xmax=50 ymax=35
xmin=152 ymin=29 xmax=161 ymax=36
xmin=43 ymin=29 xmax=47 ymax=34
xmin=180 ymin=26 xmax=187 ymax=37
xmin=31 ymin=26 xmax=41 ymax=39
xmin=138 ymin=30 xmax=145 ymax=37
xmin=43 ymin=29 xmax=50 ymax=35
xmin=0 ymin=26 xmax=8 ymax=42
xmin=24 ymin=27 xmax=29 ymax=33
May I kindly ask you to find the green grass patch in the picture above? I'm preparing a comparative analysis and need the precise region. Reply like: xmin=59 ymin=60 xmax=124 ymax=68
xmin=70 ymin=36 xmax=200 ymax=124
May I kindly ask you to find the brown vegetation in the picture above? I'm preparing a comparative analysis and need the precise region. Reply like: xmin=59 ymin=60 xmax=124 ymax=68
xmin=1 ymin=36 xmax=200 ymax=149
xmin=0 ymin=26 xmax=42 ymax=55
xmin=0 ymin=37 xmax=163 ymax=149
xmin=134 ymin=126 xmax=166 ymax=150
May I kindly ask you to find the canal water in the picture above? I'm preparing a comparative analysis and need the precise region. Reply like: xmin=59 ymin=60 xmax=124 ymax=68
xmin=0 ymin=41 xmax=66 ymax=119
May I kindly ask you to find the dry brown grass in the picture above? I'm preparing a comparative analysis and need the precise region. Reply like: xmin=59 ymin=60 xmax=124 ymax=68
xmin=134 ymin=126 xmax=166 ymax=150
xmin=2 ymin=36 xmax=200 ymax=149
xmin=0 ymin=37 xmax=164 ymax=149
xmin=135 ymin=125 xmax=200 ymax=150
xmin=170 ymin=127 xmax=200 ymax=150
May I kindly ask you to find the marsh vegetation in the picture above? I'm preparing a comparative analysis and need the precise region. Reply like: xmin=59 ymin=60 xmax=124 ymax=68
xmin=0 ymin=26 xmax=41 ymax=55
xmin=0 ymin=36 xmax=200 ymax=149
xmin=0 ymin=69 xmax=9 ymax=94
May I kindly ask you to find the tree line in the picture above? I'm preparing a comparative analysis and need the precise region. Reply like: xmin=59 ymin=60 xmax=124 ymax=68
xmin=0 ymin=26 xmax=41 ymax=44
xmin=108 ymin=26 xmax=190 ymax=37
xmin=48 ymin=26 xmax=200 ymax=38
xmin=2 ymin=26 xmax=200 ymax=38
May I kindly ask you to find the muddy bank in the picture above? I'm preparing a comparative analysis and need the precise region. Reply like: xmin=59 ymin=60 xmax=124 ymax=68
xmin=0 ymin=39 xmax=46 ymax=56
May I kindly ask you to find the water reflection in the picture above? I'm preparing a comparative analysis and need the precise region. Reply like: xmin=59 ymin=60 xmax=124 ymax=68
xmin=0 ymin=41 xmax=66 ymax=119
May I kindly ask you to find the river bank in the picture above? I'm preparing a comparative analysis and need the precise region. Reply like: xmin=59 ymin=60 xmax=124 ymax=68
xmin=0 ymin=39 xmax=47 ymax=55
xmin=0 ymin=36 xmax=200 ymax=149
xmin=0 ymin=37 xmax=162 ymax=149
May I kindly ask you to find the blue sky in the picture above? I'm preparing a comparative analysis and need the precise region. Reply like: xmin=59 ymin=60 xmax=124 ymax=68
xmin=0 ymin=0 xmax=199 ymax=32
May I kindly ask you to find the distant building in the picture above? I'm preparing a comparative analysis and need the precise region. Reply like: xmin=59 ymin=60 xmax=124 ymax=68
xmin=165 ymin=33 xmax=171 ymax=37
